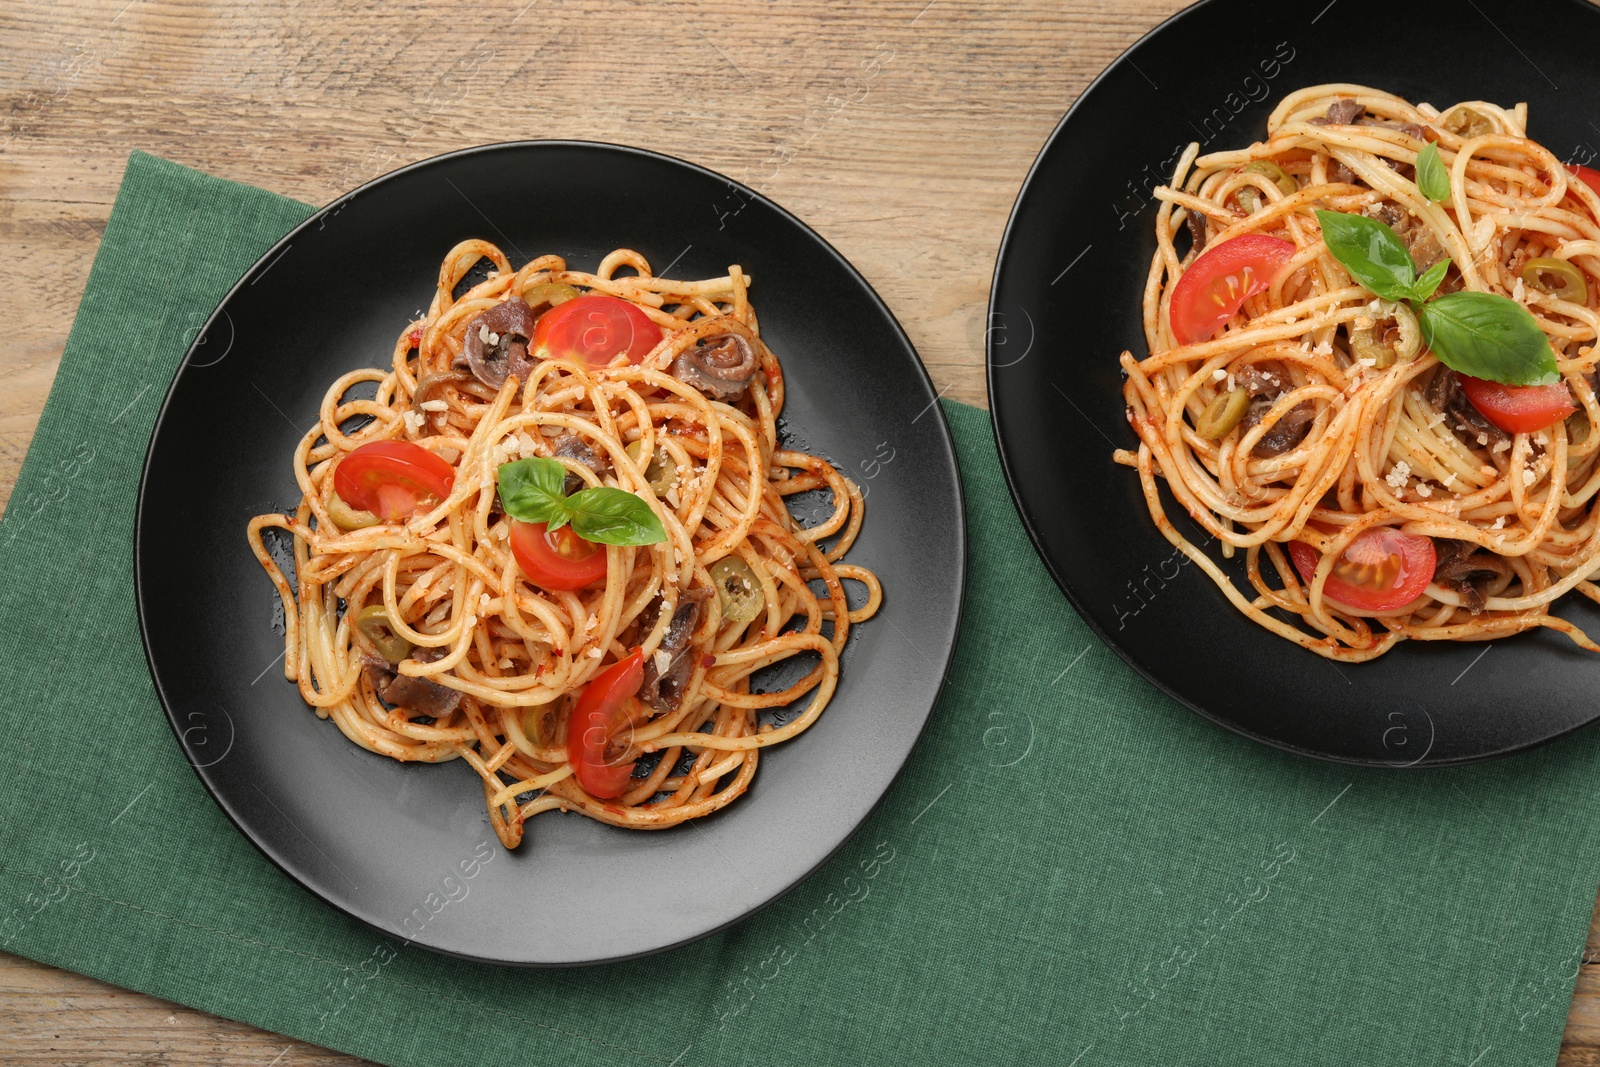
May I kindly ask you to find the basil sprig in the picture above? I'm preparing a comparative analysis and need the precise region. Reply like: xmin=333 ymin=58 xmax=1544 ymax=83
xmin=496 ymin=456 xmax=666 ymax=546
xmin=1316 ymin=210 xmax=1443 ymax=302
xmin=1314 ymin=210 xmax=1559 ymax=386
xmin=1415 ymin=143 xmax=1451 ymax=202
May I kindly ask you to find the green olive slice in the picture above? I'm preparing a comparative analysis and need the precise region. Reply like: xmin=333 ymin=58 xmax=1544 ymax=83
xmin=1349 ymin=302 xmax=1421 ymax=368
xmin=710 ymin=555 xmax=764 ymax=625
xmin=1387 ymin=302 xmax=1422 ymax=363
xmin=1195 ymin=387 xmax=1249 ymax=440
xmin=1244 ymin=160 xmax=1298 ymax=197
xmin=521 ymin=698 xmax=563 ymax=747
xmin=1236 ymin=161 xmax=1298 ymax=214
xmin=625 ymin=439 xmax=680 ymax=496
xmin=523 ymin=281 xmax=580 ymax=315
xmin=1522 ymin=257 xmax=1588 ymax=305
xmin=355 ymin=605 xmax=413 ymax=664
xmin=328 ymin=491 xmax=379 ymax=531
xmin=1348 ymin=327 xmax=1387 ymax=367
xmin=1442 ymin=106 xmax=1494 ymax=140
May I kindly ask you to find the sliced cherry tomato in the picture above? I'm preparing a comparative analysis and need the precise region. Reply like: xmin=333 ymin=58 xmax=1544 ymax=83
xmin=332 ymin=440 xmax=455 ymax=522
xmin=532 ymin=295 xmax=663 ymax=368
xmin=1287 ymin=528 xmax=1437 ymax=612
xmin=1457 ymin=373 xmax=1576 ymax=434
xmin=1169 ymin=233 xmax=1298 ymax=345
xmin=568 ymin=649 xmax=644 ymax=799
xmin=1568 ymin=165 xmax=1600 ymax=199
xmin=509 ymin=520 xmax=608 ymax=591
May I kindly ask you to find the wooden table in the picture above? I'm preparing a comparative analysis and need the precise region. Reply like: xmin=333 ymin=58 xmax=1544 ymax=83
xmin=4 ymin=0 xmax=1600 ymax=1062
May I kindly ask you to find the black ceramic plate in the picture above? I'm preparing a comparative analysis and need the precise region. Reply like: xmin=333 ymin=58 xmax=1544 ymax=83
xmin=136 ymin=142 xmax=964 ymax=964
xmin=989 ymin=0 xmax=1600 ymax=767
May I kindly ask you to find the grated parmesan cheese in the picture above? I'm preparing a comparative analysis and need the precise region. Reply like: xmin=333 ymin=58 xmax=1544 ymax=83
xmin=653 ymin=650 xmax=671 ymax=674
xmin=588 ymin=647 xmax=602 ymax=658
xmin=1491 ymin=516 xmax=1506 ymax=530
xmin=1386 ymin=460 xmax=1411 ymax=489
xmin=1493 ymin=440 xmax=1510 ymax=454
xmin=1523 ymin=467 xmax=1536 ymax=486
xmin=403 ymin=410 xmax=424 ymax=434
xmin=1512 ymin=277 xmax=1527 ymax=303
xmin=419 ymin=399 xmax=448 ymax=412
xmin=1477 ymin=433 xmax=1488 ymax=446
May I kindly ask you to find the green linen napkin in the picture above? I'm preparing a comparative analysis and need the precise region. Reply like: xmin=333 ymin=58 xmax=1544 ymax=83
xmin=3 ymin=151 xmax=1600 ymax=1067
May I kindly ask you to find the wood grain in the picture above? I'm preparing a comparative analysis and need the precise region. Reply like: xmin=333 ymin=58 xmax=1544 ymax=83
xmin=0 ymin=951 xmax=373 ymax=1066
xmin=2 ymin=0 xmax=1599 ymax=1062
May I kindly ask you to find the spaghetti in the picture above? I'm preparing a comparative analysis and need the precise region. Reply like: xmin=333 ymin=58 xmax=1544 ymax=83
xmin=249 ymin=240 xmax=880 ymax=848
xmin=1115 ymin=84 xmax=1600 ymax=661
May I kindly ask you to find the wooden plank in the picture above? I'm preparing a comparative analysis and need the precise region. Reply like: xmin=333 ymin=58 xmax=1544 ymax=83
xmin=0 ymin=950 xmax=371 ymax=1064
xmin=2 ymin=0 xmax=1599 ymax=1061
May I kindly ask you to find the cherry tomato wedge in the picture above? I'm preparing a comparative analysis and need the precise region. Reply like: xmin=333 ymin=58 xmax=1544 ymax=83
xmin=1169 ymin=234 xmax=1298 ymax=345
xmin=1568 ymin=165 xmax=1600 ymax=199
xmin=509 ymin=520 xmax=608 ymax=591
xmin=532 ymin=295 xmax=663 ymax=368
xmin=1457 ymin=373 xmax=1576 ymax=434
xmin=1287 ymin=528 xmax=1437 ymax=612
xmin=333 ymin=440 xmax=455 ymax=522
xmin=568 ymin=649 xmax=644 ymax=799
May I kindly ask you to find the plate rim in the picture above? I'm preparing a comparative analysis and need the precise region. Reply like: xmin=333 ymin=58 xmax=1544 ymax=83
xmin=133 ymin=137 xmax=968 ymax=964
xmin=983 ymin=0 xmax=1600 ymax=769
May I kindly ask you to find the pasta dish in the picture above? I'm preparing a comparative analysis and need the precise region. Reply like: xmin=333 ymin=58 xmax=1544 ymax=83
xmin=249 ymin=241 xmax=878 ymax=848
xmin=1116 ymin=84 xmax=1600 ymax=661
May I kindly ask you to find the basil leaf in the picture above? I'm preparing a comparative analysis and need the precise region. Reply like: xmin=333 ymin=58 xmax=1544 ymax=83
xmin=497 ymin=457 xmax=570 ymax=526
xmin=1410 ymin=259 xmax=1451 ymax=302
xmin=1415 ymin=143 xmax=1450 ymax=202
xmin=1416 ymin=292 xmax=1560 ymax=386
xmin=1315 ymin=210 xmax=1420 ymax=301
xmin=566 ymin=487 xmax=667 ymax=546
